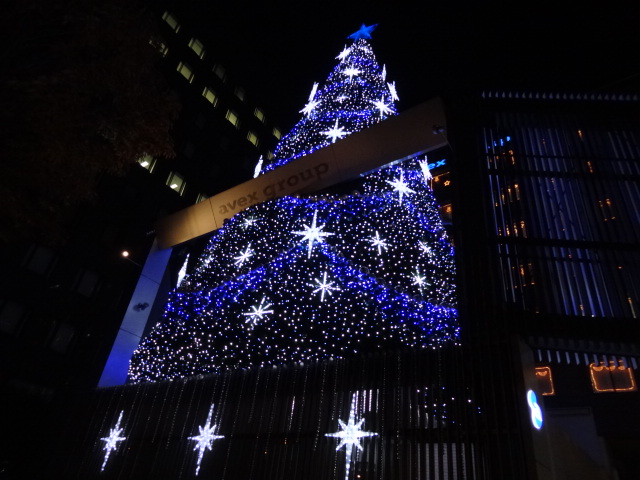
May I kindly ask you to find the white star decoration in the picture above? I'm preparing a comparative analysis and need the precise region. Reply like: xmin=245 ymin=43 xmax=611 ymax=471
xmin=326 ymin=395 xmax=377 ymax=480
xmin=321 ymin=119 xmax=349 ymax=144
xmin=242 ymin=217 xmax=257 ymax=229
xmin=308 ymin=82 xmax=319 ymax=101
xmin=233 ymin=244 xmax=253 ymax=266
xmin=381 ymin=64 xmax=387 ymax=80
xmin=189 ymin=404 xmax=224 ymax=476
xmin=336 ymin=46 xmax=351 ymax=61
xmin=418 ymin=241 xmax=433 ymax=257
xmin=418 ymin=158 xmax=432 ymax=182
xmin=412 ymin=269 xmax=429 ymax=290
xmin=387 ymin=81 xmax=399 ymax=101
xmin=293 ymin=210 xmax=334 ymax=257
xmin=385 ymin=170 xmax=416 ymax=204
xmin=342 ymin=66 xmax=361 ymax=80
xmin=369 ymin=231 xmax=388 ymax=255
xmin=371 ymin=97 xmax=393 ymax=117
xmin=312 ymin=271 xmax=340 ymax=302
xmin=100 ymin=411 xmax=127 ymax=472
xmin=242 ymin=297 xmax=274 ymax=327
xmin=300 ymin=99 xmax=320 ymax=116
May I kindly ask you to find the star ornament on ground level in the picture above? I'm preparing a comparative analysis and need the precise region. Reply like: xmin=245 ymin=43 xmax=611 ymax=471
xmin=100 ymin=411 xmax=127 ymax=472
xmin=312 ymin=271 xmax=341 ymax=302
xmin=385 ymin=170 xmax=416 ymax=204
xmin=326 ymin=396 xmax=377 ymax=480
xmin=347 ymin=23 xmax=378 ymax=40
xmin=293 ymin=210 xmax=334 ymax=257
xmin=321 ymin=119 xmax=349 ymax=144
xmin=189 ymin=404 xmax=225 ymax=476
xmin=242 ymin=297 xmax=274 ymax=327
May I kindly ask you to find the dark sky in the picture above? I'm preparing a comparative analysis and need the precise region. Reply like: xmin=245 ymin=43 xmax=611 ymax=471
xmin=170 ymin=2 xmax=640 ymax=132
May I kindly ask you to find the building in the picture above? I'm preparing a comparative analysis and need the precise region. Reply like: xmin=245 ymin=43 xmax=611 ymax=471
xmin=45 ymin=88 xmax=640 ymax=479
xmin=0 ymin=6 xmax=283 ymax=479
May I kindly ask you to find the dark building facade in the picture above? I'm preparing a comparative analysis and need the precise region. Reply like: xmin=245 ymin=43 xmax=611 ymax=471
xmin=0 ymin=6 xmax=283 ymax=479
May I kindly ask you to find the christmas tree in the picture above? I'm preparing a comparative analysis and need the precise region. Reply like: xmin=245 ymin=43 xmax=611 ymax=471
xmin=128 ymin=24 xmax=458 ymax=384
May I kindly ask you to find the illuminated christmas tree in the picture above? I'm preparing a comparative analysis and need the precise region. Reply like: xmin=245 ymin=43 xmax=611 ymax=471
xmin=128 ymin=24 xmax=458 ymax=384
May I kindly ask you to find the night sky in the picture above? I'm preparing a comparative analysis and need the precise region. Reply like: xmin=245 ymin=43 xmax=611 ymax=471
xmin=169 ymin=2 xmax=639 ymax=132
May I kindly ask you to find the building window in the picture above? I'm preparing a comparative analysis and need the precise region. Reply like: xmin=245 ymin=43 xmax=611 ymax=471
xmin=225 ymin=110 xmax=240 ymax=129
xmin=24 ymin=244 xmax=56 ymax=275
xmin=254 ymin=108 xmax=265 ymax=123
xmin=75 ymin=269 xmax=99 ymax=297
xmin=162 ymin=11 xmax=180 ymax=32
xmin=167 ymin=171 xmax=186 ymax=195
xmin=590 ymin=360 xmax=637 ymax=392
xmin=202 ymin=87 xmax=218 ymax=106
xmin=267 ymin=151 xmax=274 ymax=160
xmin=247 ymin=131 xmax=259 ymax=147
xmin=213 ymin=64 xmax=226 ymax=82
xmin=234 ymin=87 xmax=246 ymax=101
xmin=196 ymin=193 xmax=209 ymax=204
xmin=535 ymin=366 xmax=555 ymax=395
xmin=149 ymin=38 xmax=169 ymax=57
xmin=50 ymin=322 xmax=75 ymax=354
xmin=273 ymin=127 xmax=282 ymax=140
xmin=137 ymin=154 xmax=156 ymax=172
xmin=188 ymin=38 xmax=205 ymax=59
xmin=0 ymin=301 xmax=26 ymax=335
xmin=176 ymin=62 xmax=194 ymax=83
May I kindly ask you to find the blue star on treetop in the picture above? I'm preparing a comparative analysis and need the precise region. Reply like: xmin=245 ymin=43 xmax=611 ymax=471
xmin=347 ymin=23 xmax=378 ymax=40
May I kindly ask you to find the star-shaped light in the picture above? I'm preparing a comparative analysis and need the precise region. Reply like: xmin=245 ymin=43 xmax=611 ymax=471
xmin=293 ymin=210 xmax=334 ymax=257
xmin=381 ymin=64 xmax=387 ymax=81
xmin=242 ymin=217 xmax=257 ymax=229
xmin=253 ymin=155 xmax=263 ymax=178
xmin=418 ymin=241 xmax=433 ymax=257
xmin=100 ymin=411 xmax=127 ymax=472
xmin=321 ymin=119 xmax=349 ymax=144
xmin=418 ymin=158 xmax=432 ymax=182
xmin=368 ymin=231 xmax=388 ymax=255
xmin=326 ymin=395 xmax=377 ymax=480
xmin=342 ymin=66 xmax=361 ymax=80
xmin=371 ymin=97 xmax=393 ymax=117
xmin=242 ymin=297 xmax=274 ymax=327
xmin=347 ymin=23 xmax=378 ymax=40
xmin=385 ymin=170 xmax=416 ymax=204
xmin=337 ymin=95 xmax=348 ymax=103
xmin=411 ymin=269 xmax=429 ymax=291
xmin=189 ymin=404 xmax=225 ymax=476
xmin=300 ymin=99 xmax=321 ymax=116
xmin=336 ymin=46 xmax=351 ymax=61
xmin=311 ymin=271 xmax=341 ymax=302
xmin=308 ymin=82 xmax=319 ymax=101
xmin=233 ymin=244 xmax=253 ymax=266
xmin=388 ymin=81 xmax=399 ymax=101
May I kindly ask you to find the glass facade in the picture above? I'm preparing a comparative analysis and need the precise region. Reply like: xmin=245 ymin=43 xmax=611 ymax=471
xmin=484 ymin=104 xmax=640 ymax=318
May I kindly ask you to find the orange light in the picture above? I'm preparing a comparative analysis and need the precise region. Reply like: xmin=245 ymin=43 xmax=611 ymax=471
xmin=590 ymin=361 xmax=637 ymax=393
xmin=535 ymin=366 xmax=555 ymax=396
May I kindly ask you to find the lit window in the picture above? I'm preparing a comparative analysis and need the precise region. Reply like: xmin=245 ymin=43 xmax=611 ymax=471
xmin=137 ymin=154 xmax=156 ymax=172
xmin=267 ymin=151 xmax=274 ymax=160
xmin=202 ymin=87 xmax=217 ymax=106
xmin=176 ymin=62 xmax=194 ymax=83
xmin=273 ymin=127 xmax=282 ymax=139
xmin=167 ymin=171 xmax=186 ymax=195
xmin=162 ymin=11 xmax=180 ymax=32
xmin=225 ymin=110 xmax=240 ymax=129
xmin=247 ymin=131 xmax=259 ymax=147
xmin=149 ymin=38 xmax=168 ymax=57
xmin=188 ymin=38 xmax=205 ymax=59
xmin=213 ymin=64 xmax=226 ymax=82
xmin=590 ymin=361 xmax=637 ymax=393
xmin=234 ymin=87 xmax=245 ymax=101
xmin=535 ymin=366 xmax=555 ymax=395
xmin=254 ymin=108 xmax=265 ymax=123
xmin=196 ymin=193 xmax=209 ymax=204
